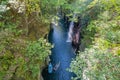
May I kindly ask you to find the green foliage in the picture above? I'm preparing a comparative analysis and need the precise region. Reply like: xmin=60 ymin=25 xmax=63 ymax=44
xmin=39 ymin=0 xmax=95 ymax=22
xmin=70 ymin=48 xmax=120 ymax=80
xmin=26 ymin=38 xmax=52 ymax=61
xmin=24 ymin=38 xmax=52 ymax=79
xmin=0 ymin=2 xmax=52 ymax=79
xmin=1 ymin=0 xmax=120 ymax=80
xmin=0 ymin=32 xmax=26 ymax=80
xmin=0 ymin=34 xmax=52 ymax=80
xmin=25 ymin=0 xmax=40 ymax=14
xmin=0 ymin=0 xmax=8 ymax=4
xmin=70 ymin=0 xmax=120 ymax=80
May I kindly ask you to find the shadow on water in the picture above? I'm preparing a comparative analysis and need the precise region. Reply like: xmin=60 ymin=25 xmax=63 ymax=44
xmin=42 ymin=18 xmax=76 ymax=80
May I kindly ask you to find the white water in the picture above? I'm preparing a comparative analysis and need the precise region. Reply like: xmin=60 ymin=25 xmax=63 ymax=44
xmin=66 ymin=14 xmax=76 ymax=42
xmin=66 ymin=21 xmax=74 ymax=42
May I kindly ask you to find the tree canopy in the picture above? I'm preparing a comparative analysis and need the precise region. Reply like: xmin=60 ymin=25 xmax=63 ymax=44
xmin=0 ymin=0 xmax=120 ymax=80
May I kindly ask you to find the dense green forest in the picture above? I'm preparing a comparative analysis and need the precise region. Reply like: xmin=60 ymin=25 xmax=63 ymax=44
xmin=0 ymin=0 xmax=120 ymax=80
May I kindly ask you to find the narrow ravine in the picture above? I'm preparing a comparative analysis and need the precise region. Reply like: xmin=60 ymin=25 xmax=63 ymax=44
xmin=42 ymin=17 xmax=76 ymax=80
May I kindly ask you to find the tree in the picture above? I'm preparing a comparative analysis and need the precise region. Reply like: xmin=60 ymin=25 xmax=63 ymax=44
xmin=70 ymin=0 xmax=120 ymax=80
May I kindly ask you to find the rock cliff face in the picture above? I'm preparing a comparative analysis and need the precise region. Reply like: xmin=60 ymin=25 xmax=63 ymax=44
xmin=72 ymin=24 xmax=81 ymax=53
xmin=27 ymin=22 xmax=49 ymax=40
xmin=6 ymin=0 xmax=49 ymax=40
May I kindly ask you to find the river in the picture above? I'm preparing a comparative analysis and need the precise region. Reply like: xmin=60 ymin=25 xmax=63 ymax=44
xmin=42 ymin=17 xmax=76 ymax=80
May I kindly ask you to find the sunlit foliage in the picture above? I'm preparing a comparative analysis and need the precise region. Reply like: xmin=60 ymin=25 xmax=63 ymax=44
xmin=70 ymin=0 xmax=120 ymax=80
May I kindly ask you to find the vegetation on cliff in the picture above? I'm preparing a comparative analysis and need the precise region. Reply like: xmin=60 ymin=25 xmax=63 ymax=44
xmin=0 ymin=0 xmax=120 ymax=80
xmin=70 ymin=0 xmax=120 ymax=80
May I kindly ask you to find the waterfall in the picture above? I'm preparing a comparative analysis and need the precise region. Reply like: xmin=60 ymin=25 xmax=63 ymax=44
xmin=66 ymin=21 xmax=74 ymax=42
xmin=66 ymin=14 xmax=76 ymax=42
